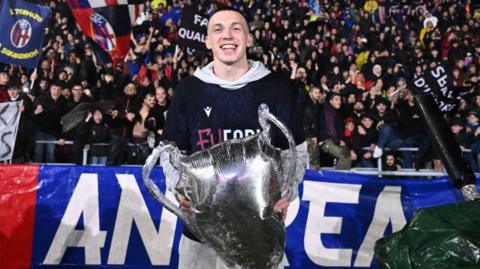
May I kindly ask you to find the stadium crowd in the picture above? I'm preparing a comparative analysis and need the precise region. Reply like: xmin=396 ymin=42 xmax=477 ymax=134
xmin=0 ymin=0 xmax=479 ymax=172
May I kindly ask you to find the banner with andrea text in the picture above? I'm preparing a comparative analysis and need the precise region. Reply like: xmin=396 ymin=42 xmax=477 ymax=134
xmin=0 ymin=165 xmax=474 ymax=269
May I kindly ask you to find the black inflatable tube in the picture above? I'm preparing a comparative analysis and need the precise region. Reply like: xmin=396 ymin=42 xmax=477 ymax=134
xmin=414 ymin=94 xmax=476 ymax=188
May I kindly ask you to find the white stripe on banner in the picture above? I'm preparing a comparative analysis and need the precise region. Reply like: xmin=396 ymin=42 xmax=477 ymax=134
xmin=0 ymin=101 xmax=22 ymax=161
xmin=129 ymin=4 xmax=144 ymax=26
xmin=89 ymin=0 xmax=108 ymax=8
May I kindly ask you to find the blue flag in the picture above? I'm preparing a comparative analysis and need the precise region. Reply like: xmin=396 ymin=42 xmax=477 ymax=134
xmin=0 ymin=0 xmax=50 ymax=69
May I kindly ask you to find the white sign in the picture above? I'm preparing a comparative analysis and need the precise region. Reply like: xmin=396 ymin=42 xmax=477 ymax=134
xmin=0 ymin=101 xmax=22 ymax=161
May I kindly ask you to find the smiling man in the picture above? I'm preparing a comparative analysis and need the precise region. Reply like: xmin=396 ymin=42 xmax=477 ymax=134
xmin=161 ymin=7 xmax=307 ymax=269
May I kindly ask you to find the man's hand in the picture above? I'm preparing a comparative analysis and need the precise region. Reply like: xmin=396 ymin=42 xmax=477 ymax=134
xmin=274 ymin=197 xmax=289 ymax=221
xmin=179 ymin=195 xmax=192 ymax=213
xmin=126 ymin=112 xmax=136 ymax=122
xmin=85 ymin=112 xmax=93 ymax=122
xmin=34 ymin=104 xmax=43 ymax=115
xmin=350 ymin=150 xmax=358 ymax=161
xmin=376 ymin=120 xmax=384 ymax=130
xmin=180 ymin=195 xmax=290 ymax=220
xmin=84 ymin=88 xmax=93 ymax=97
xmin=358 ymin=125 xmax=366 ymax=135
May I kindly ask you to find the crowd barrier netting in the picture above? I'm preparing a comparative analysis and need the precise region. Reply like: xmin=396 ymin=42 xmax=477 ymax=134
xmin=0 ymin=165 xmax=475 ymax=269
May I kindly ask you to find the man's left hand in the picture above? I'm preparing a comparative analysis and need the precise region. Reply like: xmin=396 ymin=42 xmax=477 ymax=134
xmin=274 ymin=197 xmax=289 ymax=221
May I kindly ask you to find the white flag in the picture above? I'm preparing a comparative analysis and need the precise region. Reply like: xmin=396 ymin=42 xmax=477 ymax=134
xmin=0 ymin=101 xmax=22 ymax=161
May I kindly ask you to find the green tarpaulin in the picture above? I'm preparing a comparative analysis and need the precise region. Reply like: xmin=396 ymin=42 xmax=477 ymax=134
xmin=375 ymin=201 xmax=480 ymax=269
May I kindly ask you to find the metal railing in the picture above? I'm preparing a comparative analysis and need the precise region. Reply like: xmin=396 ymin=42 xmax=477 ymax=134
xmin=32 ymin=141 xmax=475 ymax=177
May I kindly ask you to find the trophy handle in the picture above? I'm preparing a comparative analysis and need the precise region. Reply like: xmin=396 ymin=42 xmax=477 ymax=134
xmin=142 ymin=142 xmax=184 ymax=218
xmin=258 ymin=110 xmax=297 ymax=200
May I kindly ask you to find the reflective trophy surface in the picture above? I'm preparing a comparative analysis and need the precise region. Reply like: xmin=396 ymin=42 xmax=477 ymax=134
xmin=143 ymin=108 xmax=297 ymax=268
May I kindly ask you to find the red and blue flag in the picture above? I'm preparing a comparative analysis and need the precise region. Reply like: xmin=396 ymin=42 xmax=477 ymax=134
xmin=66 ymin=0 xmax=144 ymax=65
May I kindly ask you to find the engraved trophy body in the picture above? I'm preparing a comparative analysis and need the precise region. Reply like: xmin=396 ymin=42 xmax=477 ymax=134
xmin=143 ymin=109 xmax=297 ymax=268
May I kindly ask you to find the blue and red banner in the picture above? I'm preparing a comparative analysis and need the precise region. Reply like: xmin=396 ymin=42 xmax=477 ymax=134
xmin=0 ymin=165 xmax=474 ymax=268
xmin=0 ymin=0 xmax=50 ymax=69
xmin=66 ymin=0 xmax=144 ymax=65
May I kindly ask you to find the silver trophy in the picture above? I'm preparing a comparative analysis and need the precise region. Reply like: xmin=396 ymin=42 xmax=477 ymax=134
xmin=142 ymin=108 xmax=297 ymax=268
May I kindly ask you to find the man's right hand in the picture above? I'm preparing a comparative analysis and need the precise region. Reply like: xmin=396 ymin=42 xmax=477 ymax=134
xmin=34 ymin=104 xmax=43 ymax=115
xmin=179 ymin=194 xmax=192 ymax=213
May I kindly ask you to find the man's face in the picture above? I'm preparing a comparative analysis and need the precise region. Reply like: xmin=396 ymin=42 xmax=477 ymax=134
xmin=124 ymin=83 xmax=137 ymax=96
xmin=386 ymin=155 xmax=395 ymax=166
xmin=41 ymin=60 xmax=50 ymax=70
xmin=205 ymin=11 xmax=252 ymax=65
xmin=7 ymin=87 xmax=19 ymax=99
xmin=310 ymin=88 xmax=320 ymax=101
xmin=296 ymin=67 xmax=307 ymax=80
xmin=58 ymin=71 xmax=67 ymax=80
xmin=376 ymin=103 xmax=386 ymax=113
xmin=50 ymin=85 xmax=62 ymax=100
xmin=62 ymin=88 xmax=71 ymax=99
xmin=329 ymin=95 xmax=342 ymax=109
xmin=467 ymin=114 xmax=479 ymax=125
xmin=144 ymin=95 xmax=156 ymax=108
xmin=451 ymin=125 xmax=463 ymax=134
xmin=353 ymin=101 xmax=364 ymax=111
xmin=72 ymin=86 xmax=83 ymax=99
xmin=93 ymin=110 xmax=103 ymax=123
xmin=39 ymin=80 xmax=48 ymax=89
xmin=155 ymin=87 xmax=167 ymax=104
xmin=68 ymin=53 xmax=77 ymax=63
xmin=0 ymin=72 xmax=9 ymax=85
xmin=361 ymin=117 xmax=373 ymax=129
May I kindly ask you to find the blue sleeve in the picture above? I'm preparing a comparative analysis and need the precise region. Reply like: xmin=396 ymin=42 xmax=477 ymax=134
xmin=162 ymin=80 xmax=192 ymax=153
xmin=271 ymin=75 xmax=306 ymax=150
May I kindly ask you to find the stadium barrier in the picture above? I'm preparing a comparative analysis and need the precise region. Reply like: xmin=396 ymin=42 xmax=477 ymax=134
xmin=0 ymin=165 xmax=475 ymax=269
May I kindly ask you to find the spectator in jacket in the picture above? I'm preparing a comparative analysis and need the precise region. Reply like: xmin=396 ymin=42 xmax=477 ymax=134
xmin=451 ymin=116 xmax=478 ymax=171
xmin=396 ymin=90 xmax=431 ymax=169
xmin=0 ymin=71 xmax=9 ymax=102
xmin=155 ymin=85 xmax=170 ymax=115
xmin=145 ymin=89 xmax=167 ymax=145
xmin=372 ymin=97 xmax=399 ymax=156
xmin=466 ymin=110 xmax=480 ymax=171
xmin=32 ymin=83 xmax=69 ymax=163
xmin=67 ymin=84 xmax=93 ymax=111
xmin=106 ymin=82 xmax=140 ymax=165
xmin=76 ymin=108 xmax=111 ymax=165
xmin=318 ymin=93 xmax=351 ymax=169
xmin=303 ymin=86 xmax=322 ymax=169
xmin=351 ymin=112 xmax=378 ymax=167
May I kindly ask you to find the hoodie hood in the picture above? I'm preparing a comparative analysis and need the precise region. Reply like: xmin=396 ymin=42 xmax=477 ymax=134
xmin=193 ymin=60 xmax=271 ymax=90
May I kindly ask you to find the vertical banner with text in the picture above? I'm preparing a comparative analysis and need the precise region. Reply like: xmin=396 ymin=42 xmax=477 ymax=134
xmin=0 ymin=101 xmax=22 ymax=161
